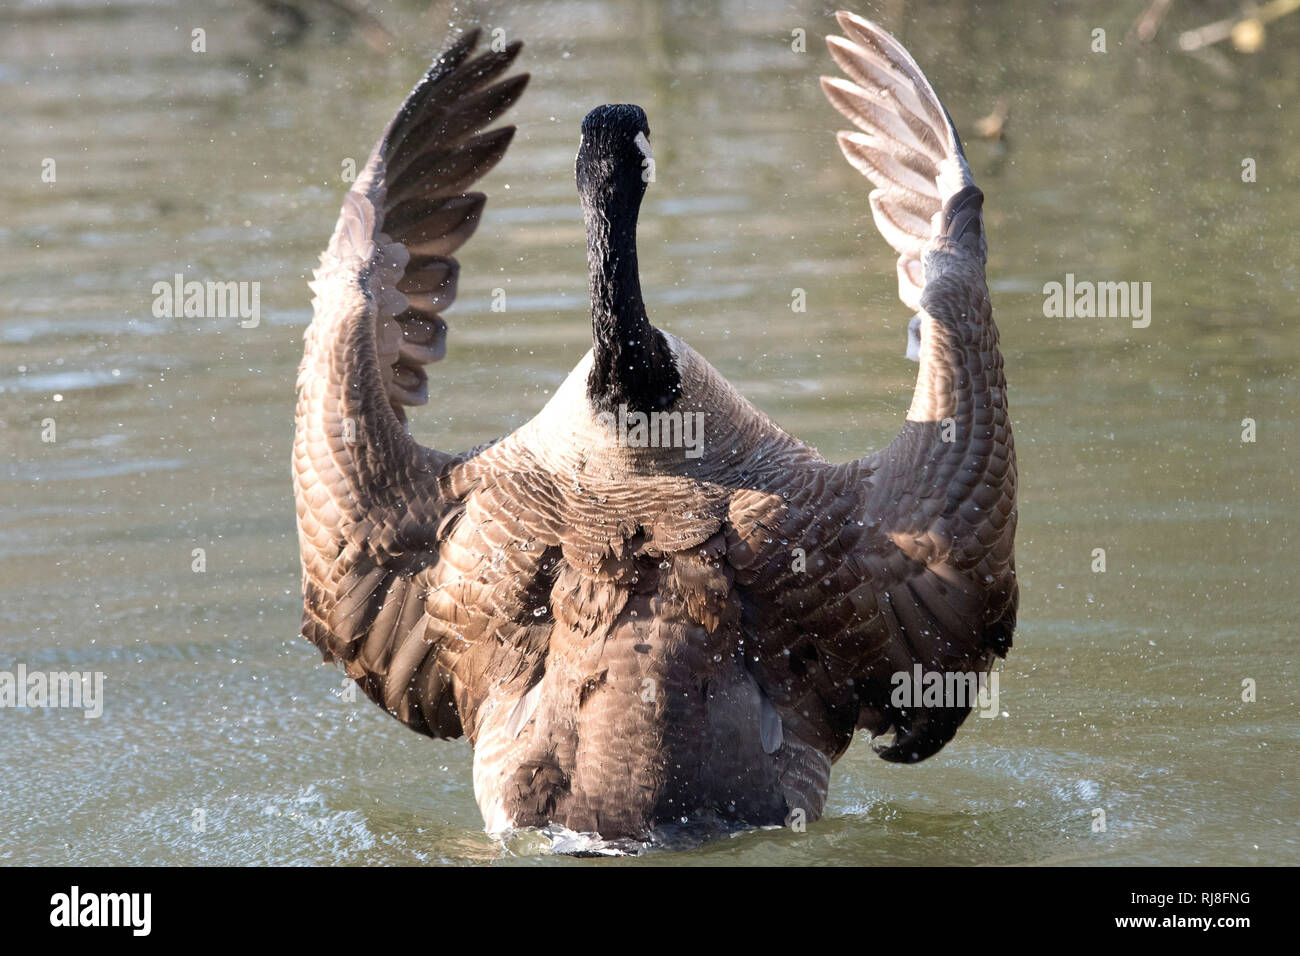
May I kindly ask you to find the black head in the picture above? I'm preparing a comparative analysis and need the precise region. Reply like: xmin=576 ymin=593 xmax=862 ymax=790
xmin=576 ymin=103 xmax=679 ymax=414
xmin=576 ymin=104 xmax=653 ymax=207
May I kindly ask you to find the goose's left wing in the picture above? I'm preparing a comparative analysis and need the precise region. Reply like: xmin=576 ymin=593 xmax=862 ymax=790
xmin=293 ymin=31 xmax=528 ymax=738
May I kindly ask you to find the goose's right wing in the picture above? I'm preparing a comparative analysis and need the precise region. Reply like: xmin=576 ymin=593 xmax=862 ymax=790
xmin=293 ymin=31 xmax=528 ymax=738
xmin=727 ymin=15 xmax=1015 ymax=770
xmin=820 ymin=11 xmax=985 ymax=312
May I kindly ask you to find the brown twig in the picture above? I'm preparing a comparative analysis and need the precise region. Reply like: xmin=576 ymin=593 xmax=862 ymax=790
xmin=1130 ymin=0 xmax=1174 ymax=44
xmin=1178 ymin=0 xmax=1300 ymax=52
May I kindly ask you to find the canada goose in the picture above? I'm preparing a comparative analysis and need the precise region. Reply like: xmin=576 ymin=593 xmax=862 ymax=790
xmin=293 ymin=13 xmax=1017 ymax=845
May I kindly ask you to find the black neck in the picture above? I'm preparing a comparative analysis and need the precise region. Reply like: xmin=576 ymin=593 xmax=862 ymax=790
xmin=583 ymin=194 xmax=680 ymax=413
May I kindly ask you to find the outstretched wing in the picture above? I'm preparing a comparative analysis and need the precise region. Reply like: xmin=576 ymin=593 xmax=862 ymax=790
xmin=820 ymin=11 xmax=985 ymax=311
xmin=732 ymin=14 xmax=1015 ymax=769
xmin=293 ymin=31 xmax=529 ymax=737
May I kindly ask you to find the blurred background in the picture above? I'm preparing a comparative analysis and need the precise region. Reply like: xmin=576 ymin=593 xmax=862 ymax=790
xmin=0 ymin=0 xmax=1296 ymax=864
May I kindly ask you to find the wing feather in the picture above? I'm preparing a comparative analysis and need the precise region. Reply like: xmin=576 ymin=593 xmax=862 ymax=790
xmin=821 ymin=11 xmax=984 ymax=309
xmin=732 ymin=15 xmax=1016 ymax=768
xmin=293 ymin=30 xmax=529 ymax=739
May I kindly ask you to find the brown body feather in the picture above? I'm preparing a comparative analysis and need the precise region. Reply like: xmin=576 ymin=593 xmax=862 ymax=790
xmin=292 ymin=15 xmax=1017 ymax=842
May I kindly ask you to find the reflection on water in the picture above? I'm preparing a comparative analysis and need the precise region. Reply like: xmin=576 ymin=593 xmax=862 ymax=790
xmin=1 ymin=0 xmax=1296 ymax=865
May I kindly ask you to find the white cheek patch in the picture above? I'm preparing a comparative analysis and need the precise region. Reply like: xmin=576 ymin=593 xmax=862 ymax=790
xmin=634 ymin=131 xmax=655 ymax=182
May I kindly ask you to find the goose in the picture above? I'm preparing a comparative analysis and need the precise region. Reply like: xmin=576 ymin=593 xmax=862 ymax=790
xmin=293 ymin=12 xmax=1017 ymax=845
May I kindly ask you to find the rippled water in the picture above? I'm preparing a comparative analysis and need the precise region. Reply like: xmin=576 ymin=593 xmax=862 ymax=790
xmin=2 ymin=0 xmax=1296 ymax=865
